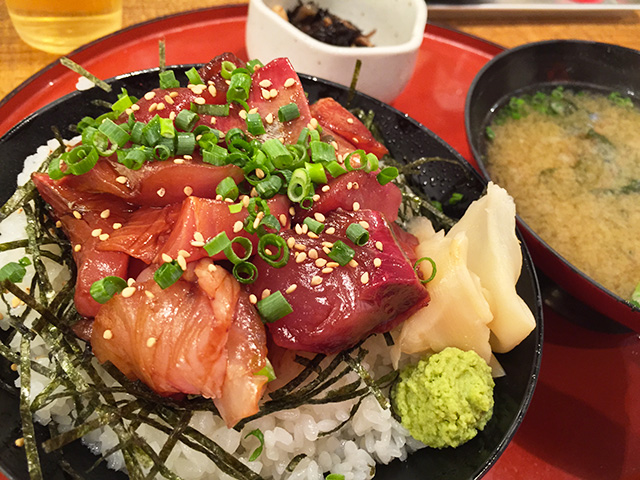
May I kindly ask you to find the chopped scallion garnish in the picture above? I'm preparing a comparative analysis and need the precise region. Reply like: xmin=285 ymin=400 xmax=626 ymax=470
xmin=154 ymin=260 xmax=184 ymax=289
xmin=90 ymin=276 xmax=127 ymax=303
xmin=346 ymin=223 xmax=369 ymax=246
xmin=203 ymin=231 xmax=231 ymax=257
xmin=244 ymin=429 xmax=265 ymax=461
xmin=376 ymin=166 xmax=398 ymax=185
xmin=414 ymin=256 xmax=437 ymax=284
xmin=185 ymin=66 xmax=204 ymax=85
xmin=0 ymin=257 xmax=31 ymax=283
xmin=303 ymin=217 xmax=325 ymax=235
xmin=327 ymin=240 xmax=355 ymax=266
xmin=278 ymin=102 xmax=300 ymax=122
xmin=256 ymin=290 xmax=293 ymax=323
xmin=159 ymin=69 xmax=180 ymax=89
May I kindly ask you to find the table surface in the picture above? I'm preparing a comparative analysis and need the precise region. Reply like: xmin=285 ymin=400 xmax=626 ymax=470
xmin=1 ymin=2 xmax=640 ymax=480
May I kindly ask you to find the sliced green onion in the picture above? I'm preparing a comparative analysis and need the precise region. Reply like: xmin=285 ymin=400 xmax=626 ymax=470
xmin=255 ymin=175 xmax=283 ymax=199
xmin=224 ymin=236 xmax=253 ymax=264
xmin=246 ymin=112 xmax=266 ymax=136
xmin=262 ymin=138 xmax=293 ymax=169
xmin=364 ymin=153 xmax=379 ymax=173
xmin=48 ymin=156 xmax=66 ymax=180
xmin=154 ymin=260 xmax=184 ymax=289
xmin=0 ymin=257 xmax=31 ymax=283
xmin=303 ymin=217 xmax=324 ymax=235
xmin=64 ymin=145 xmax=99 ymax=175
xmin=191 ymin=103 xmax=230 ymax=117
xmin=327 ymin=240 xmax=355 ymax=266
xmin=325 ymin=160 xmax=348 ymax=178
xmin=159 ymin=117 xmax=175 ymax=138
xmin=278 ymin=102 xmax=300 ymax=122
xmin=287 ymin=144 xmax=308 ymax=168
xmin=159 ymin=70 xmax=180 ymax=89
xmin=305 ymin=162 xmax=328 ymax=184
xmin=227 ymin=72 xmax=252 ymax=104
xmin=175 ymin=109 xmax=199 ymax=131
xmin=255 ymin=358 xmax=276 ymax=382
xmin=216 ymin=176 xmax=239 ymax=201
xmin=202 ymin=145 xmax=229 ymax=165
xmin=346 ymin=223 xmax=369 ymax=246
xmin=204 ymin=231 xmax=232 ymax=257
xmin=256 ymin=290 xmax=293 ymax=323
xmin=142 ymin=115 xmax=162 ymax=147
xmin=244 ymin=429 xmax=265 ymax=462
xmin=256 ymin=214 xmax=282 ymax=237
xmin=246 ymin=59 xmax=264 ymax=74
xmin=414 ymin=257 xmax=437 ymax=284
xmin=220 ymin=60 xmax=237 ymax=79
xmin=90 ymin=276 xmax=127 ymax=303
xmin=111 ymin=94 xmax=134 ymax=116
xmin=448 ymin=192 xmax=464 ymax=205
xmin=228 ymin=202 xmax=244 ymax=214
xmin=377 ymin=166 xmax=398 ymax=185
xmin=76 ymin=116 xmax=97 ymax=133
xmin=344 ymin=150 xmax=367 ymax=171
xmin=130 ymin=121 xmax=146 ymax=144
xmin=326 ymin=475 xmax=346 ymax=480
xmin=631 ymin=283 xmax=640 ymax=308
xmin=309 ymin=140 xmax=337 ymax=164
xmin=97 ymin=118 xmax=131 ymax=147
xmin=185 ymin=66 xmax=204 ymax=85
xmin=258 ymin=233 xmax=289 ymax=268
xmin=287 ymin=168 xmax=312 ymax=203
xmin=117 ymin=148 xmax=147 ymax=170
xmin=175 ymin=132 xmax=196 ymax=155
xmin=153 ymin=142 xmax=172 ymax=161
xmin=232 ymin=261 xmax=258 ymax=284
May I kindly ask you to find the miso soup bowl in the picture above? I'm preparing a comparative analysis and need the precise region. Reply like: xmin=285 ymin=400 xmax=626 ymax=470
xmin=245 ymin=0 xmax=427 ymax=104
xmin=465 ymin=40 xmax=640 ymax=331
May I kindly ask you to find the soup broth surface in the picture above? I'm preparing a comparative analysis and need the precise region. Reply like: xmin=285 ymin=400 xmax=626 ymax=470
xmin=486 ymin=88 xmax=640 ymax=300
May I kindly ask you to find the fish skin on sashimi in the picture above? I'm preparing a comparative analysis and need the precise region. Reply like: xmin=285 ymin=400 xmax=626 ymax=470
xmin=248 ymin=209 xmax=430 ymax=353
xmin=91 ymin=259 xmax=269 ymax=427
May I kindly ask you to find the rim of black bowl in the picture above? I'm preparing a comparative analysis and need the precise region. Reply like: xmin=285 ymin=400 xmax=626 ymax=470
xmin=464 ymin=39 xmax=640 ymax=325
xmin=0 ymin=66 xmax=543 ymax=480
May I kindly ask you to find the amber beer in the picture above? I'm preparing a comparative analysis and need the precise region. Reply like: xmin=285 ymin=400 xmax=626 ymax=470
xmin=5 ymin=0 xmax=122 ymax=54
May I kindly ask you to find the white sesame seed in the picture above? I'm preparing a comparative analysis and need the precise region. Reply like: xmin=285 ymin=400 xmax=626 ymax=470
xmin=294 ymin=223 xmax=303 ymax=235
xmin=14 ymin=437 xmax=25 ymax=448
xmin=127 ymin=278 xmax=136 ymax=286
xmin=194 ymin=97 xmax=206 ymax=105
xmin=295 ymin=252 xmax=307 ymax=263
xmin=312 ymin=194 xmax=320 ymax=201
xmin=322 ymin=267 xmax=334 ymax=274
xmin=208 ymin=263 xmax=217 ymax=272
xmin=148 ymin=103 xmax=157 ymax=112
xmin=315 ymin=258 xmax=328 ymax=268
xmin=121 ymin=286 xmax=136 ymax=298
xmin=326 ymin=262 xmax=340 ymax=268
xmin=100 ymin=209 xmax=110 ymax=219
xmin=284 ymin=77 xmax=296 ymax=88
xmin=325 ymin=227 xmax=336 ymax=235
xmin=347 ymin=182 xmax=353 ymax=190
xmin=261 ymin=88 xmax=271 ymax=100
xmin=184 ymin=186 xmax=193 ymax=196
xmin=161 ymin=253 xmax=173 ymax=263
xmin=249 ymin=107 xmax=259 ymax=114
xmin=170 ymin=91 xmax=179 ymax=98
xmin=169 ymin=111 xmax=176 ymax=121
xmin=173 ymin=158 xmax=185 ymax=164
xmin=115 ymin=176 xmax=128 ymax=184
xmin=322 ymin=246 xmax=331 ymax=255
xmin=131 ymin=104 xmax=140 ymax=111
xmin=376 ymin=241 xmax=384 ymax=251
xmin=112 ymin=222 xmax=122 ymax=230
xmin=239 ymin=110 xmax=247 ymax=120
xmin=310 ymin=276 xmax=323 ymax=286
xmin=55 ymin=220 xmax=62 ymax=228
xmin=208 ymin=85 xmax=217 ymax=97
xmin=233 ymin=220 xmax=244 ymax=233
xmin=259 ymin=79 xmax=272 ymax=88
xmin=74 ymin=244 xmax=82 ymax=252
xmin=269 ymin=88 xmax=278 ymax=98
xmin=164 ymin=94 xmax=174 ymax=105
xmin=157 ymin=187 xmax=166 ymax=197
xmin=279 ymin=214 xmax=288 ymax=226
xmin=103 ymin=329 xmax=113 ymax=340
xmin=307 ymin=232 xmax=319 ymax=239
xmin=91 ymin=228 xmax=102 ymax=237
xmin=347 ymin=118 xmax=354 ymax=124
xmin=289 ymin=206 xmax=296 ymax=216
xmin=349 ymin=259 xmax=359 ymax=268
xmin=193 ymin=232 xmax=205 ymax=243
xmin=294 ymin=243 xmax=307 ymax=251
xmin=261 ymin=289 xmax=271 ymax=299
xmin=146 ymin=337 xmax=157 ymax=347
xmin=359 ymin=221 xmax=370 ymax=229
xmin=177 ymin=255 xmax=187 ymax=271
xmin=352 ymin=201 xmax=361 ymax=212
xmin=249 ymin=294 xmax=258 ymax=304
xmin=361 ymin=272 xmax=370 ymax=284
xmin=72 ymin=210 xmax=82 ymax=219
xmin=301 ymin=223 xmax=309 ymax=234
xmin=144 ymin=91 xmax=156 ymax=100
xmin=190 ymin=241 xmax=205 ymax=247
xmin=98 ymin=233 xmax=109 ymax=241
xmin=308 ymin=248 xmax=318 ymax=259
xmin=145 ymin=290 xmax=155 ymax=299
xmin=309 ymin=118 xmax=319 ymax=129
xmin=321 ymin=185 xmax=330 ymax=192
xmin=287 ymin=237 xmax=296 ymax=248
xmin=265 ymin=113 xmax=274 ymax=124
xmin=313 ymin=212 xmax=326 ymax=222
xmin=286 ymin=284 xmax=298 ymax=294
xmin=374 ymin=258 xmax=382 ymax=267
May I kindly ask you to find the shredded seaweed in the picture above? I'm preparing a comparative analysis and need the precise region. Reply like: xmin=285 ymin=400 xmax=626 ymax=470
xmin=19 ymin=335 xmax=43 ymax=480
xmin=60 ymin=57 xmax=112 ymax=92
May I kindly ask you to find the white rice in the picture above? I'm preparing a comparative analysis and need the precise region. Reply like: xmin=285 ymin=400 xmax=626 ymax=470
xmin=0 ymin=141 xmax=425 ymax=479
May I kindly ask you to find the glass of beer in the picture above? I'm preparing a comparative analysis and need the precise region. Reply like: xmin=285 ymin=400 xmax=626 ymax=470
xmin=5 ymin=0 xmax=123 ymax=55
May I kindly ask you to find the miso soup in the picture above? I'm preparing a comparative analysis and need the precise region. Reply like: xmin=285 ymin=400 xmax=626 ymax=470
xmin=485 ymin=87 xmax=640 ymax=301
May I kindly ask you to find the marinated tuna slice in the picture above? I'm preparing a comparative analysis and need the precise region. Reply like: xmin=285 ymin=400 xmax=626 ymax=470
xmin=157 ymin=194 xmax=291 ymax=263
xmin=91 ymin=258 xmax=269 ymax=427
xmin=61 ymin=155 xmax=245 ymax=206
xmin=248 ymin=209 xmax=429 ymax=353
xmin=97 ymin=204 xmax=181 ymax=263
xmin=310 ymin=97 xmax=389 ymax=158
xmin=197 ymin=52 xmax=245 ymax=95
xmin=32 ymin=173 xmax=131 ymax=318
xmin=295 ymin=171 xmax=402 ymax=223
xmin=247 ymin=57 xmax=313 ymax=145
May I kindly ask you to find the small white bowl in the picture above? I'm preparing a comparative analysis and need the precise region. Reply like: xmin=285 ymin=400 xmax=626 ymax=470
xmin=246 ymin=0 xmax=427 ymax=104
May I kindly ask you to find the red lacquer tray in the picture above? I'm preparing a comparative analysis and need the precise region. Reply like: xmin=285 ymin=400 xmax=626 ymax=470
xmin=0 ymin=5 xmax=638 ymax=480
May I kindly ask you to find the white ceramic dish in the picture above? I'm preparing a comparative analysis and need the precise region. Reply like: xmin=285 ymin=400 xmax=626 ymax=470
xmin=245 ymin=0 xmax=427 ymax=103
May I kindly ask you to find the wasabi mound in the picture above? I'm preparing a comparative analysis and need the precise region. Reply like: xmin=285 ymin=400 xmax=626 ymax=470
xmin=392 ymin=347 xmax=494 ymax=449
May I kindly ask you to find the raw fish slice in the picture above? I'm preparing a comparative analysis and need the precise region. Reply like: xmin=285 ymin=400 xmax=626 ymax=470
xmin=397 ymin=218 xmax=493 ymax=363
xmin=91 ymin=259 xmax=269 ymax=426
xmin=32 ymin=173 xmax=131 ymax=317
xmin=248 ymin=209 xmax=429 ymax=353
xmin=156 ymin=194 xmax=291 ymax=264
xmin=294 ymin=171 xmax=403 ymax=223
xmin=310 ymin=97 xmax=389 ymax=158
xmin=448 ymin=182 xmax=536 ymax=353
xmin=98 ymin=204 xmax=181 ymax=263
